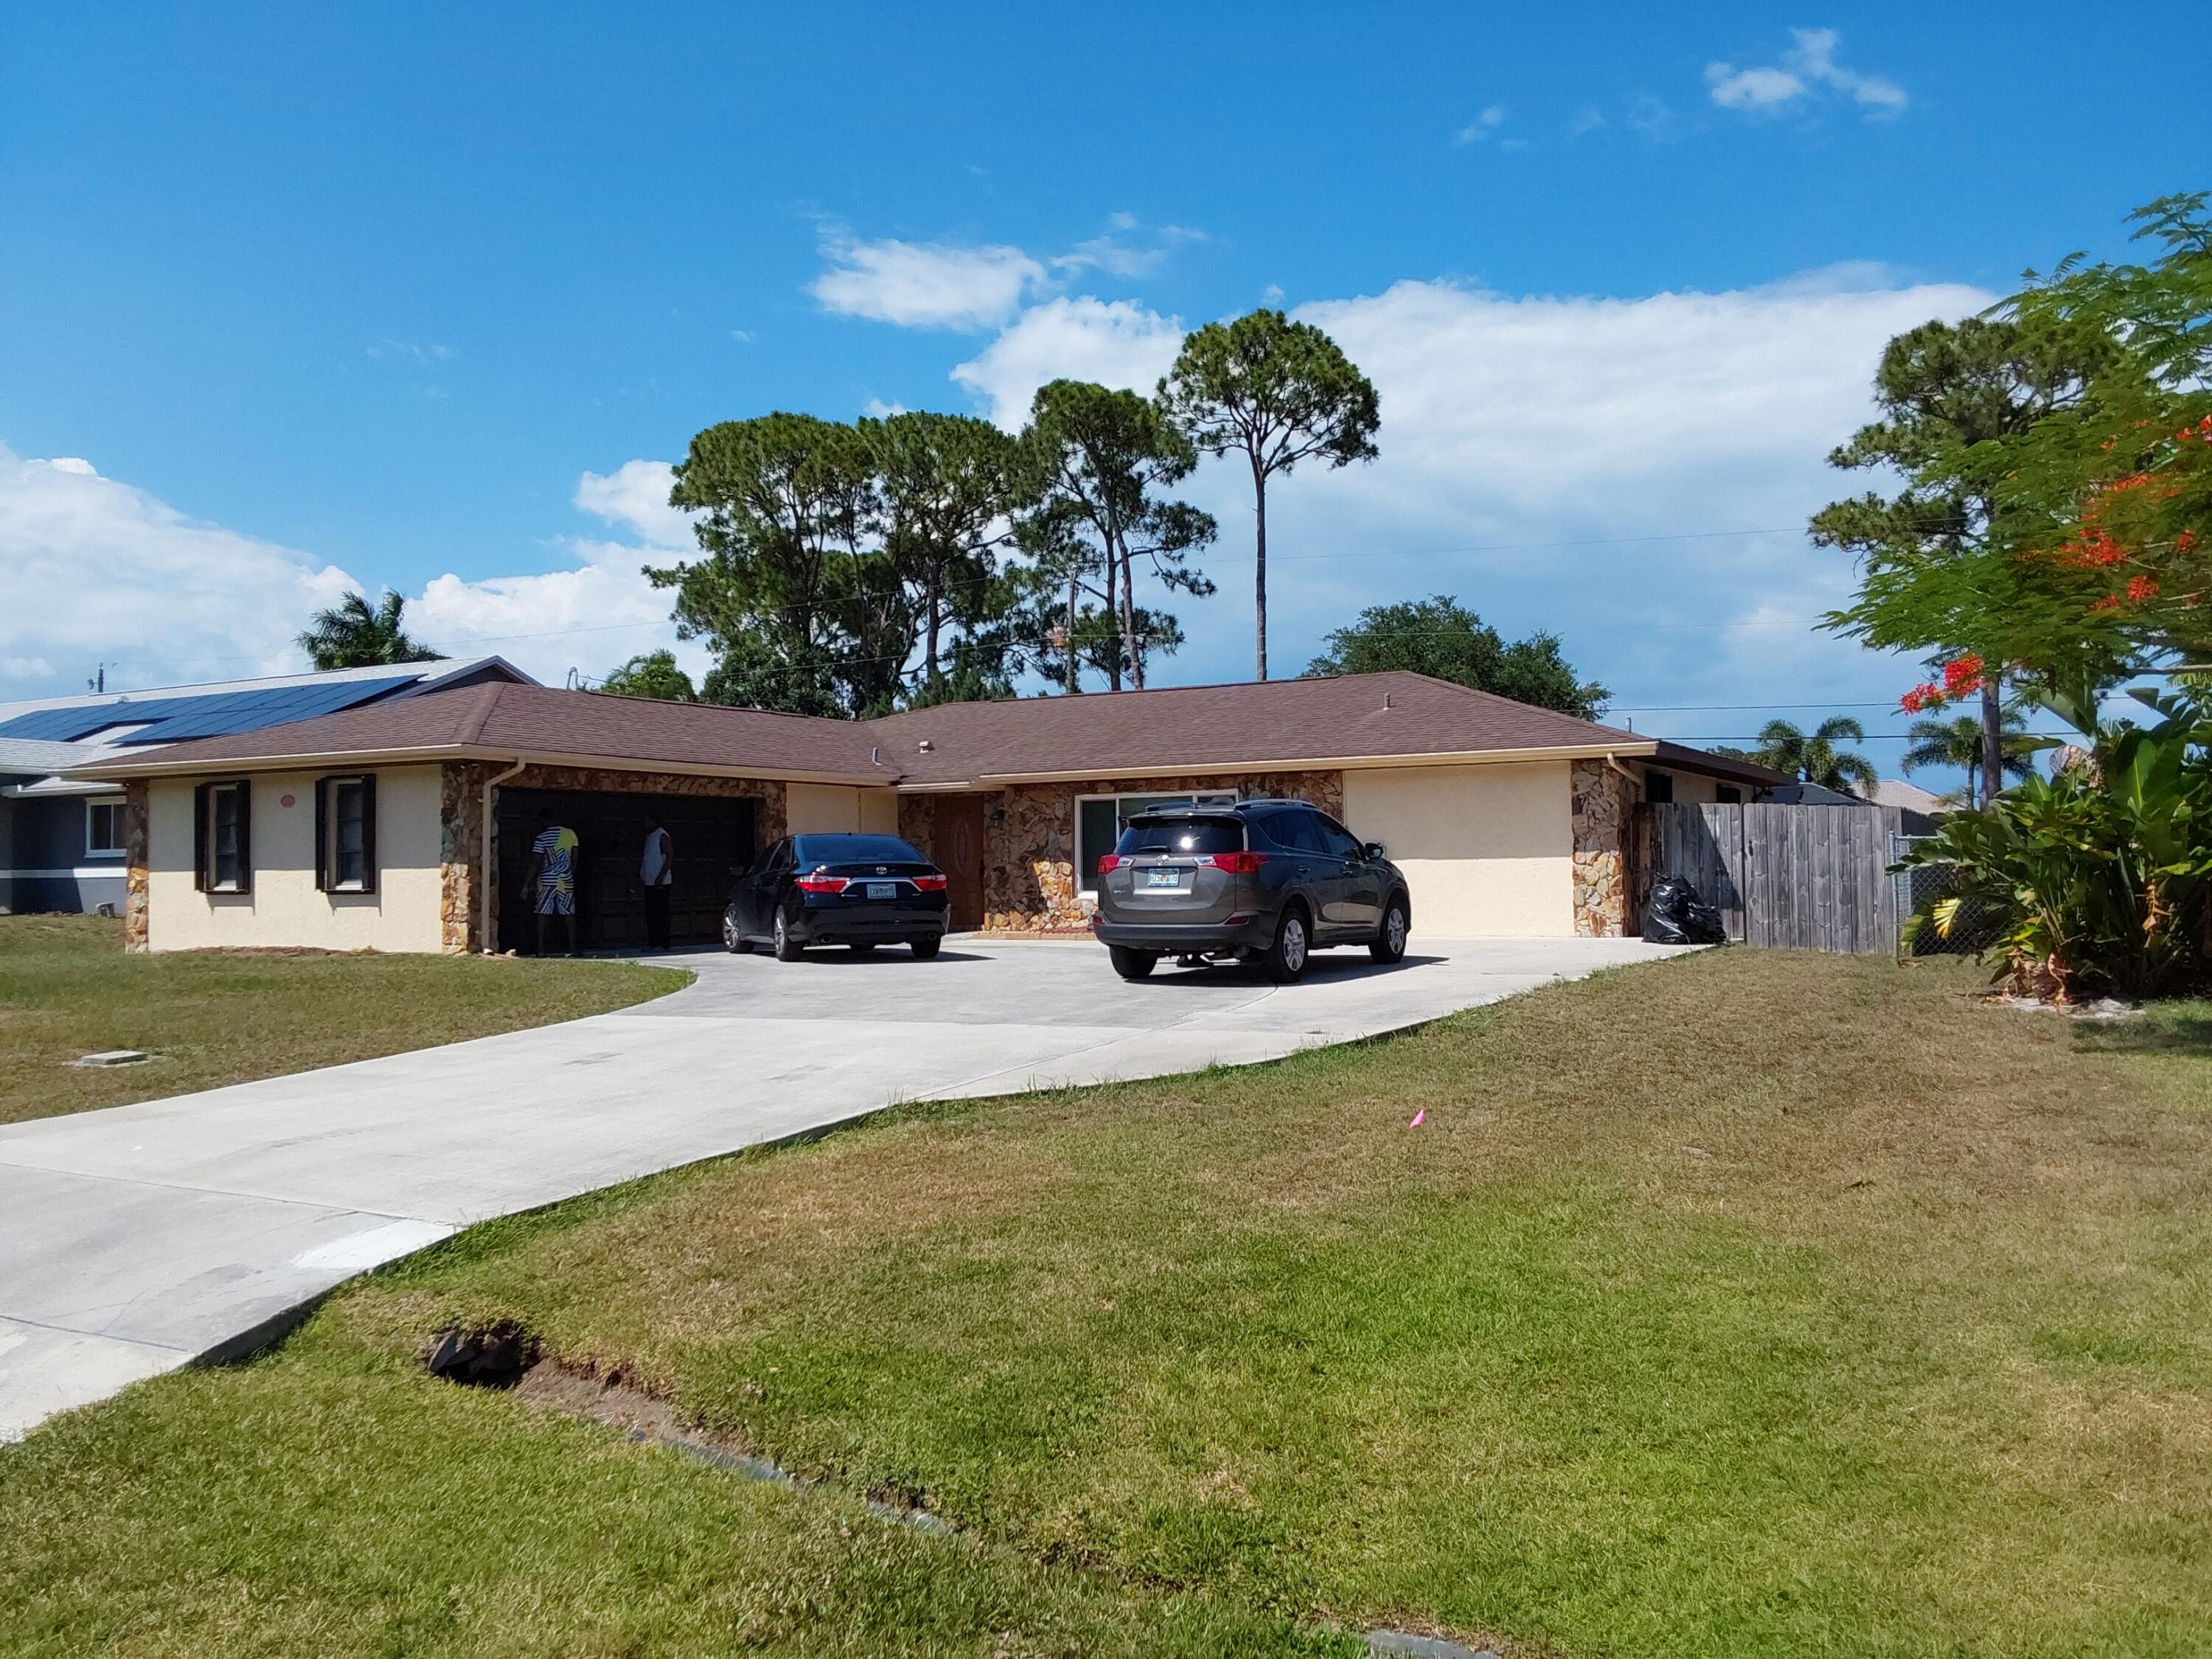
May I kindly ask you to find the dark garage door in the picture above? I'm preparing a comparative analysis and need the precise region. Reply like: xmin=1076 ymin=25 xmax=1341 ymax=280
xmin=495 ymin=788 xmax=757 ymax=953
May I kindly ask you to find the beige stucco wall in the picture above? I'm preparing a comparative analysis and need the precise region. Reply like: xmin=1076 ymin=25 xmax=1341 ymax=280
xmin=1340 ymin=760 xmax=1574 ymax=937
xmin=145 ymin=766 xmax=445 ymax=953
xmin=785 ymin=783 xmax=902 ymax=836
xmin=1647 ymin=765 xmax=1728 ymax=804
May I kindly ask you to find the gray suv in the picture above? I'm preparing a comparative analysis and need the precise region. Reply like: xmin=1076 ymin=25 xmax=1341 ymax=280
xmin=1088 ymin=798 xmax=1412 ymax=981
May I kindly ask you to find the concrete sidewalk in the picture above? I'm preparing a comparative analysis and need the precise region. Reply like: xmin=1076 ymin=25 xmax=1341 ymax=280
xmin=0 ymin=935 xmax=1688 ymax=1439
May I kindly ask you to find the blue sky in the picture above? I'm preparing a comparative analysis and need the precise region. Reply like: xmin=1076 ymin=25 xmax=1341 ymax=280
xmin=3 ymin=3 xmax=2202 ymax=774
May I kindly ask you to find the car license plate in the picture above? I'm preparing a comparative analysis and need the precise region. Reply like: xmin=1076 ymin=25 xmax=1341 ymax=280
xmin=1143 ymin=869 xmax=1184 ymax=889
xmin=866 ymin=882 xmax=897 ymax=899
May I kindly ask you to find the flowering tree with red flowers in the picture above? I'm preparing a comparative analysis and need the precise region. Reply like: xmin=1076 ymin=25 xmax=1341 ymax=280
xmin=1810 ymin=316 xmax=2116 ymax=804
xmin=1819 ymin=195 xmax=2212 ymax=806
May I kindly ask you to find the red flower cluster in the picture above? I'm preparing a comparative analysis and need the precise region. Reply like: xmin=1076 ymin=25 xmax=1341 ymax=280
xmin=2090 ymin=595 xmax=2123 ymax=613
xmin=2059 ymin=529 xmax=2127 ymax=568
xmin=2177 ymin=414 xmax=2212 ymax=442
xmin=1942 ymin=654 xmax=1985 ymax=696
xmin=2128 ymin=574 xmax=2160 ymax=603
xmin=2180 ymin=530 xmax=2201 ymax=553
xmin=1899 ymin=684 xmax=1938 ymax=714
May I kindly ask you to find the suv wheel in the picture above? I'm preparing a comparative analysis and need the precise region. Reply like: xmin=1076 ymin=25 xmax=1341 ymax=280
xmin=1108 ymin=945 xmax=1158 ymax=980
xmin=773 ymin=911 xmax=804 ymax=961
xmin=1370 ymin=897 xmax=1410 ymax=964
xmin=723 ymin=908 xmax=752 ymax=954
xmin=911 ymin=936 xmax=942 ymax=960
xmin=1261 ymin=905 xmax=1310 ymax=983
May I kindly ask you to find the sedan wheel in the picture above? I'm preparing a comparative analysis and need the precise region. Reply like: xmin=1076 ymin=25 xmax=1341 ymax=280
xmin=723 ymin=908 xmax=752 ymax=954
xmin=773 ymin=911 xmax=804 ymax=962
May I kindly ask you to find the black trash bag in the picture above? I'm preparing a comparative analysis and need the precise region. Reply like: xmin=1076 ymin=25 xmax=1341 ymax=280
xmin=1644 ymin=875 xmax=1727 ymax=945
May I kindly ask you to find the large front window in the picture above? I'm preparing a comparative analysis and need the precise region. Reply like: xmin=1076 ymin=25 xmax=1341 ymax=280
xmin=1075 ymin=792 xmax=1237 ymax=892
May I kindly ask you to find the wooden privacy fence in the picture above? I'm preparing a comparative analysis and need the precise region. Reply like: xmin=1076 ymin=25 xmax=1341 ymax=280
xmin=1635 ymin=801 xmax=1904 ymax=954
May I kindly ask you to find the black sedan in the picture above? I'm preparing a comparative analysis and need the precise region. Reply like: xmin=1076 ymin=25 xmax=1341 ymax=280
xmin=723 ymin=833 xmax=950 ymax=960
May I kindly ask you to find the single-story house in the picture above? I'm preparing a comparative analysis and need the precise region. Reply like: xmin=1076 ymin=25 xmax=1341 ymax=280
xmin=69 ymin=670 xmax=1786 ymax=953
xmin=0 ymin=657 xmax=529 ymax=916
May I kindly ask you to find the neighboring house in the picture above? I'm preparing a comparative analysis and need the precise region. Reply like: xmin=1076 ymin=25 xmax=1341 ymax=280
xmin=0 ymin=658 xmax=532 ymax=915
xmin=70 ymin=670 xmax=1786 ymax=953
xmin=1868 ymin=776 xmax=1947 ymax=836
xmin=1766 ymin=778 xmax=1946 ymax=837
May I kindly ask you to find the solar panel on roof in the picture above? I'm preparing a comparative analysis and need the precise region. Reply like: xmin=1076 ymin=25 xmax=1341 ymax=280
xmin=0 ymin=673 xmax=426 ymax=746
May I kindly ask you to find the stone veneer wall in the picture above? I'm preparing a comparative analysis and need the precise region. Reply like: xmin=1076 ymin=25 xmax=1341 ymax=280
xmin=437 ymin=762 xmax=788 ymax=954
xmin=1569 ymin=757 xmax=1632 ymax=938
xmin=983 ymin=770 xmax=1346 ymax=933
xmin=122 ymin=779 xmax=150 ymax=953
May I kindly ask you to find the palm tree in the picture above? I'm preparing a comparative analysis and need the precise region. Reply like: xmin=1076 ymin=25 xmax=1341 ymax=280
xmin=1901 ymin=707 xmax=2033 ymax=806
xmin=297 ymin=590 xmax=442 ymax=671
xmin=1751 ymin=716 xmax=1879 ymax=796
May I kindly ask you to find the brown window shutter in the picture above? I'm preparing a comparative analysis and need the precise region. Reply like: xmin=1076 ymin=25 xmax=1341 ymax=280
xmin=313 ymin=776 xmax=330 ymax=892
xmin=234 ymin=780 xmax=253 ymax=895
xmin=359 ymin=773 xmax=378 ymax=895
xmin=192 ymin=782 xmax=210 ymax=892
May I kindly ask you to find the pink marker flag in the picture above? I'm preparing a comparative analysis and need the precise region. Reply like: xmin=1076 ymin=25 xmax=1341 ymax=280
xmin=1408 ymin=1109 xmax=1426 ymax=1127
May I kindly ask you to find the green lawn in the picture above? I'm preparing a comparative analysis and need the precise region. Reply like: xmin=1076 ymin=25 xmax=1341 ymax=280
xmin=5 ymin=950 xmax=2210 ymax=1656
xmin=0 ymin=914 xmax=691 ymax=1124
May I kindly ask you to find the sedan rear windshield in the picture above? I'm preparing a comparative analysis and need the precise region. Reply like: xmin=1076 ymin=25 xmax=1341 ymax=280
xmin=1115 ymin=815 xmax=1245 ymax=857
xmin=793 ymin=834 xmax=927 ymax=865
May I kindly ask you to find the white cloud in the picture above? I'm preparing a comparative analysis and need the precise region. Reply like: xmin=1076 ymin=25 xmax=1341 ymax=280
xmin=574 ymin=459 xmax=696 ymax=549
xmin=931 ymin=267 xmax=1986 ymax=729
xmin=808 ymin=232 xmax=1047 ymax=330
xmin=1707 ymin=28 xmax=1907 ymax=116
xmin=950 ymin=296 xmax=1188 ymax=428
xmin=812 ymin=219 xmax=1203 ymax=328
xmin=0 ymin=446 xmax=709 ymax=701
xmin=0 ymin=446 xmax=359 ymax=697
xmin=1453 ymin=105 xmax=1509 ymax=145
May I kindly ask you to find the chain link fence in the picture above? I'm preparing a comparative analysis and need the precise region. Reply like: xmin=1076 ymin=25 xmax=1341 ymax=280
xmin=1891 ymin=834 xmax=2011 ymax=959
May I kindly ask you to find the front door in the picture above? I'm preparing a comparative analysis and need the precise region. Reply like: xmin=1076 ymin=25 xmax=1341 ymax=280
xmin=936 ymin=794 xmax=987 ymax=931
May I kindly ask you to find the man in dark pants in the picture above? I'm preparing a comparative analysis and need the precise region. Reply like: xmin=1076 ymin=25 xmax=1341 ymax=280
xmin=639 ymin=810 xmax=674 ymax=950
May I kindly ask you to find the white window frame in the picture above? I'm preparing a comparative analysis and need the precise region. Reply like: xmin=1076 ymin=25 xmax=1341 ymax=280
xmin=1074 ymin=790 xmax=1239 ymax=894
xmin=85 ymin=796 xmax=127 ymax=859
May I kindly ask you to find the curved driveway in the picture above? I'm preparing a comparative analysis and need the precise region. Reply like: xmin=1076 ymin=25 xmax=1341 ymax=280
xmin=0 ymin=935 xmax=1686 ymax=1439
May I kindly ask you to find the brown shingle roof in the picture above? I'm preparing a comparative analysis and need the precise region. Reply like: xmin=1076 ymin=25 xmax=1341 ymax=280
xmin=72 ymin=681 xmax=894 ymax=784
xmin=870 ymin=671 xmax=1645 ymax=783
xmin=75 ymin=670 xmax=1783 ymax=789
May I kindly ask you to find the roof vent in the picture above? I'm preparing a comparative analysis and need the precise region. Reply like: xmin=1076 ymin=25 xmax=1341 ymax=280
xmin=870 ymin=745 xmax=881 ymax=765
xmin=1382 ymin=691 xmax=1395 ymax=710
xmin=917 ymin=738 xmax=934 ymax=754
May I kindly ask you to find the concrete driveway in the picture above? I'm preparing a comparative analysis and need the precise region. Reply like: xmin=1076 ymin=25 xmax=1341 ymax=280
xmin=0 ymin=935 xmax=1688 ymax=1439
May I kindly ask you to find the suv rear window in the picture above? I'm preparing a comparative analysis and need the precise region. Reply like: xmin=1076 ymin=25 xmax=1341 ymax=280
xmin=1116 ymin=815 xmax=1245 ymax=857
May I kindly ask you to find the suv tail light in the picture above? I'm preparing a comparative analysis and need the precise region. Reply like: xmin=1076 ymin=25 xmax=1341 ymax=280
xmin=795 ymin=873 xmax=849 ymax=894
xmin=1096 ymin=853 xmax=1121 ymax=874
xmin=914 ymin=873 xmax=949 ymax=891
xmin=1208 ymin=850 xmax=1267 ymax=875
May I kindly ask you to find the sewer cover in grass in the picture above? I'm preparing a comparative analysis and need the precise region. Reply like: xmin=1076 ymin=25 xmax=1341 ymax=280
xmin=70 ymin=1050 xmax=151 ymax=1068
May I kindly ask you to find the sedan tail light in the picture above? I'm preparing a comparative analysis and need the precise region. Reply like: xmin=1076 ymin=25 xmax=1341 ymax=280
xmin=795 ymin=874 xmax=850 ymax=894
xmin=914 ymin=873 xmax=949 ymax=891
xmin=1096 ymin=853 xmax=1121 ymax=874
xmin=1208 ymin=850 xmax=1267 ymax=874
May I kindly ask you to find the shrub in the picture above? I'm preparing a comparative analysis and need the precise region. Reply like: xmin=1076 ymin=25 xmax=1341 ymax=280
xmin=1902 ymin=688 xmax=2212 ymax=999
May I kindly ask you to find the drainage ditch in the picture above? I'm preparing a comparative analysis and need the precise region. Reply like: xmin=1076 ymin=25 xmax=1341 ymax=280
xmin=423 ymin=1325 xmax=1500 ymax=1658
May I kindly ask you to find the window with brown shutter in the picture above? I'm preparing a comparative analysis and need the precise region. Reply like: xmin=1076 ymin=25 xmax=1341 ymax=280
xmin=200 ymin=780 xmax=253 ymax=894
xmin=315 ymin=773 xmax=377 ymax=894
